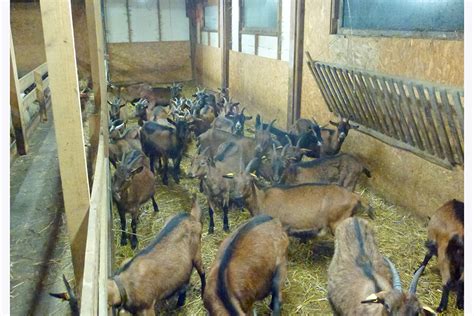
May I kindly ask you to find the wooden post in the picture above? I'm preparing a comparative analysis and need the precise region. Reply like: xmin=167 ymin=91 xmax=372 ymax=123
xmin=10 ymin=34 xmax=28 ymax=155
xmin=287 ymin=0 xmax=305 ymax=129
xmin=39 ymin=0 xmax=91 ymax=286
xmin=34 ymin=70 xmax=47 ymax=122
xmin=220 ymin=0 xmax=230 ymax=89
xmin=85 ymin=0 xmax=108 ymax=173
xmin=186 ymin=0 xmax=198 ymax=81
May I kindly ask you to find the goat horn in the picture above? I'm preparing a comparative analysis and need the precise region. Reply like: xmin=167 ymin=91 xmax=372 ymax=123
xmin=285 ymin=135 xmax=293 ymax=146
xmin=384 ymin=257 xmax=402 ymax=291
xmin=272 ymin=143 xmax=277 ymax=155
xmin=296 ymin=136 xmax=303 ymax=148
xmin=267 ymin=119 xmax=277 ymax=131
xmin=240 ymin=107 xmax=246 ymax=115
xmin=312 ymin=117 xmax=319 ymax=125
xmin=281 ymin=144 xmax=289 ymax=157
xmin=409 ymin=264 xmax=426 ymax=294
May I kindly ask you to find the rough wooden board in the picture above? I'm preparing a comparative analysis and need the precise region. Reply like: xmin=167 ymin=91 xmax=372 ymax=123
xmin=299 ymin=0 xmax=463 ymax=217
xmin=196 ymin=44 xmax=222 ymax=89
xmin=40 ymin=0 xmax=91 ymax=286
xmin=229 ymin=50 xmax=289 ymax=128
xmin=107 ymin=41 xmax=193 ymax=84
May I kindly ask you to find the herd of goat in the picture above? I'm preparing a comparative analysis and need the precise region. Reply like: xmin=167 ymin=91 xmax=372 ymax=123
xmin=53 ymin=82 xmax=464 ymax=315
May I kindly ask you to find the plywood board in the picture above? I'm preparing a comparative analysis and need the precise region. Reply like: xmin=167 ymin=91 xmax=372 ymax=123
xmin=108 ymin=41 xmax=192 ymax=84
xmin=159 ymin=0 xmax=190 ymax=41
xmin=196 ymin=44 xmax=222 ymax=89
xmin=105 ymin=0 xmax=129 ymax=43
xmin=129 ymin=0 xmax=160 ymax=42
xmin=300 ymin=0 xmax=464 ymax=216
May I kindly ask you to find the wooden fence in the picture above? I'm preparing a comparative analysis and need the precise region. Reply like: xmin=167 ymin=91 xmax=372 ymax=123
xmin=306 ymin=52 xmax=464 ymax=169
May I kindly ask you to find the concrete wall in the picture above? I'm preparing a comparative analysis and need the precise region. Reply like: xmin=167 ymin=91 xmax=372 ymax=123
xmin=300 ymin=0 xmax=464 ymax=217
xmin=107 ymin=41 xmax=192 ymax=84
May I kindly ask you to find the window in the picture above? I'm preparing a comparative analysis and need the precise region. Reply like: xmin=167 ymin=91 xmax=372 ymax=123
xmin=242 ymin=0 xmax=279 ymax=34
xmin=335 ymin=0 xmax=464 ymax=38
xmin=203 ymin=5 xmax=218 ymax=31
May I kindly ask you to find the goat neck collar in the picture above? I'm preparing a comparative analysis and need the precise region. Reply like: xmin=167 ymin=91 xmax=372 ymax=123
xmin=113 ymin=275 xmax=128 ymax=310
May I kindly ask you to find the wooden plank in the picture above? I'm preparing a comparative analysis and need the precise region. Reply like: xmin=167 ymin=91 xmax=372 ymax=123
xmin=186 ymin=0 xmax=198 ymax=81
xmin=354 ymin=72 xmax=385 ymax=133
xmin=395 ymin=81 xmax=425 ymax=150
xmin=220 ymin=0 xmax=230 ymax=89
xmin=10 ymin=34 xmax=28 ymax=155
xmin=340 ymin=69 xmax=371 ymax=126
xmin=381 ymin=78 xmax=409 ymax=142
xmin=307 ymin=60 xmax=334 ymax=113
xmin=368 ymin=75 xmax=399 ymax=139
xmin=286 ymin=0 xmax=304 ymax=129
xmin=39 ymin=0 xmax=91 ymax=286
xmin=34 ymin=70 xmax=48 ymax=122
xmin=416 ymin=85 xmax=444 ymax=159
xmin=427 ymin=87 xmax=455 ymax=164
xmin=316 ymin=64 xmax=345 ymax=117
xmin=440 ymin=89 xmax=463 ymax=162
xmin=407 ymin=83 xmax=434 ymax=155
xmin=360 ymin=73 xmax=391 ymax=135
xmin=348 ymin=70 xmax=378 ymax=129
xmin=386 ymin=79 xmax=415 ymax=146
xmin=329 ymin=66 xmax=359 ymax=120
xmin=452 ymin=91 xmax=464 ymax=133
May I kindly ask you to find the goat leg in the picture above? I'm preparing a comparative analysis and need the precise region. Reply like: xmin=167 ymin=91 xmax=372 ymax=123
xmin=161 ymin=156 xmax=169 ymax=185
xmin=193 ymin=246 xmax=206 ymax=297
xmin=270 ymin=264 xmax=284 ymax=316
xmin=118 ymin=207 xmax=128 ymax=246
xmin=456 ymin=280 xmax=464 ymax=309
xmin=208 ymin=203 xmax=215 ymax=234
xmin=437 ymin=280 xmax=453 ymax=313
xmin=223 ymin=204 xmax=230 ymax=232
xmin=130 ymin=213 xmax=139 ymax=249
xmin=176 ymin=284 xmax=189 ymax=307
xmin=149 ymin=155 xmax=155 ymax=174
xmin=151 ymin=195 xmax=159 ymax=212
xmin=172 ymin=157 xmax=182 ymax=184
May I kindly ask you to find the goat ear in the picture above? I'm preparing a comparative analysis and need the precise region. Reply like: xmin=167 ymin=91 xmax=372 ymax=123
xmin=222 ymin=173 xmax=235 ymax=179
xmin=421 ymin=306 xmax=436 ymax=316
xmin=360 ymin=293 xmax=381 ymax=304
xmin=329 ymin=120 xmax=338 ymax=126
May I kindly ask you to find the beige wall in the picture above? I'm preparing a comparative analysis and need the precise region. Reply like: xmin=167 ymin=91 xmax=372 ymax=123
xmin=11 ymin=1 xmax=90 ymax=79
xmin=108 ymin=41 xmax=193 ymax=85
xmin=196 ymin=44 xmax=222 ymax=89
xmin=229 ymin=51 xmax=289 ymax=129
xmin=300 ymin=0 xmax=464 ymax=217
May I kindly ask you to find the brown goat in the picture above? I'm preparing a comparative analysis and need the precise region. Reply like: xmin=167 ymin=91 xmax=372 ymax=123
xmin=112 ymin=150 xmax=159 ymax=249
xmin=204 ymin=215 xmax=289 ymax=315
xmin=278 ymin=153 xmax=371 ymax=191
xmin=228 ymin=159 xmax=365 ymax=237
xmin=120 ymin=82 xmax=182 ymax=107
xmin=108 ymin=195 xmax=205 ymax=314
xmin=328 ymin=217 xmax=435 ymax=316
xmin=416 ymin=199 xmax=464 ymax=312
xmin=109 ymin=126 xmax=143 ymax=168
xmin=51 ymin=195 xmax=205 ymax=316
xmin=320 ymin=116 xmax=358 ymax=156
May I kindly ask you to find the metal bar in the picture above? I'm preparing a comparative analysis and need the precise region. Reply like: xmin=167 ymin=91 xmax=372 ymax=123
xmin=396 ymin=81 xmax=425 ymax=150
xmin=440 ymin=89 xmax=463 ymax=163
xmin=386 ymin=79 xmax=415 ymax=146
xmin=407 ymin=83 xmax=434 ymax=155
xmin=416 ymin=85 xmax=444 ymax=159
xmin=428 ymin=87 xmax=455 ymax=164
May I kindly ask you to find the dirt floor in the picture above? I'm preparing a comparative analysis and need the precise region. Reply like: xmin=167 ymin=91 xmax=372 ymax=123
xmin=110 ymin=82 xmax=463 ymax=315
xmin=10 ymin=109 xmax=74 ymax=316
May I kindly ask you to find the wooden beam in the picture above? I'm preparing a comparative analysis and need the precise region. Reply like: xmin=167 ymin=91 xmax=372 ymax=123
xmin=10 ymin=34 xmax=28 ymax=155
xmin=220 ymin=0 xmax=230 ymax=89
xmin=39 ymin=0 xmax=91 ymax=286
xmin=86 ymin=0 xmax=108 ymax=177
xmin=287 ymin=0 xmax=305 ymax=129
xmin=186 ymin=0 xmax=198 ymax=81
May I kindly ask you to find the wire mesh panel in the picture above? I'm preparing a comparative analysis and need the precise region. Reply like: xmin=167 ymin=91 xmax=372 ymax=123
xmin=306 ymin=53 xmax=464 ymax=169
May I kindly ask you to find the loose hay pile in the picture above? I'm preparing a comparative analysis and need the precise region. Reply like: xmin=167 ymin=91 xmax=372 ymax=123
xmin=111 ymin=82 xmax=462 ymax=315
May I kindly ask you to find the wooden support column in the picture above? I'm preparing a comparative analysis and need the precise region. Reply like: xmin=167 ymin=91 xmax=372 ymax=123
xmin=287 ymin=0 xmax=305 ymax=129
xmin=86 ymin=0 xmax=108 ymax=172
xmin=34 ymin=70 xmax=47 ymax=122
xmin=220 ymin=0 xmax=231 ymax=89
xmin=10 ymin=35 xmax=28 ymax=155
xmin=186 ymin=0 xmax=198 ymax=81
xmin=39 ymin=0 xmax=91 ymax=286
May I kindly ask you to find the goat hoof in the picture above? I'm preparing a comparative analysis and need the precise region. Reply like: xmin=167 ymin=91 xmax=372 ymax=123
xmin=223 ymin=225 xmax=230 ymax=232
xmin=120 ymin=237 xmax=127 ymax=246
xmin=162 ymin=178 xmax=169 ymax=185
xmin=130 ymin=239 xmax=138 ymax=249
xmin=208 ymin=227 xmax=214 ymax=234
xmin=457 ymin=300 xmax=464 ymax=310
xmin=436 ymin=305 xmax=446 ymax=313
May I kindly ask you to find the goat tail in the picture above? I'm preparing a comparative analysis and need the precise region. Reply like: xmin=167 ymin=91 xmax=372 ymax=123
xmin=190 ymin=193 xmax=202 ymax=223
